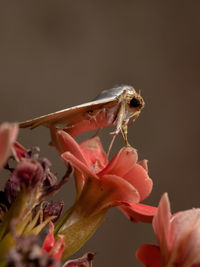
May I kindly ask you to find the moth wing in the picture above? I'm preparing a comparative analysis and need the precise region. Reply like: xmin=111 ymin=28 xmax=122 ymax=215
xmin=19 ymin=97 xmax=117 ymax=129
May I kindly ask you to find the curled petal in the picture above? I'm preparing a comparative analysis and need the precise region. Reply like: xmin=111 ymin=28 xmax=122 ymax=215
xmin=120 ymin=202 xmax=157 ymax=223
xmin=98 ymin=147 xmax=138 ymax=178
xmin=13 ymin=142 xmax=27 ymax=161
xmin=0 ymin=123 xmax=18 ymax=168
xmin=42 ymin=221 xmax=55 ymax=253
xmin=61 ymin=152 xmax=98 ymax=180
xmin=170 ymin=209 xmax=200 ymax=265
xmin=79 ymin=137 xmax=108 ymax=173
xmin=42 ymin=221 xmax=65 ymax=260
xmin=61 ymin=152 xmax=98 ymax=195
xmin=123 ymin=163 xmax=153 ymax=201
xmin=56 ymin=131 xmax=88 ymax=166
xmin=136 ymin=244 xmax=161 ymax=267
xmin=153 ymin=193 xmax=171 ymax=263
xmin=138 ymin=159 xmax=148 ymax=172
xmin=51 ymin=234 xmax=65 ymax=260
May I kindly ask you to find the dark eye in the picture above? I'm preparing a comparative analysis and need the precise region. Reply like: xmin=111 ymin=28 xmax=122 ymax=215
xmin=130 ymin=97 xmax=140 ymax=108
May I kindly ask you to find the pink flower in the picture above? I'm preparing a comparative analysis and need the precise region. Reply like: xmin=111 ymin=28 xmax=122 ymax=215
xmin=54 ymin=130 xmax=156 ymax=223
xmin=52 ymin=129 xmax=157 ymax=259
xmin=137 ymin=193 xmax=200 ymax=267
xmin=42 ymin=221 xmax=65 ymax=261
xmin=0 ymin=123 xmax=18 ymax=168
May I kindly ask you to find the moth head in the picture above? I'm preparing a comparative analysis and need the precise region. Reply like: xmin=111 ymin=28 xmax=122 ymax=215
xmin=128 ymin=88 xmax=145 ymax=111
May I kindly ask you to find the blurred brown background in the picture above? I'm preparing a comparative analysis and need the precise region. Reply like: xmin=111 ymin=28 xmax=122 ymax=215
xmin=1 ymin=1 xmax=200 ymax=266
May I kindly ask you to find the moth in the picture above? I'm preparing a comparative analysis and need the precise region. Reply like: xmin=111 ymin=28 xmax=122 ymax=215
xmin=19 ymin=85 xmax=144 ymax=151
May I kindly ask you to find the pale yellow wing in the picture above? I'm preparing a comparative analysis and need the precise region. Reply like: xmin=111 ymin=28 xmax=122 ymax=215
xmin=19 ymin=86 xmax=134 ymax=130
xmin=19 ymin=98 xmax=117 ymax=129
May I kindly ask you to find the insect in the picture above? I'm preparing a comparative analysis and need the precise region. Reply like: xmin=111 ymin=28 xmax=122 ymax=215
xmin=19 ymin=85 xmax=144 ymax=151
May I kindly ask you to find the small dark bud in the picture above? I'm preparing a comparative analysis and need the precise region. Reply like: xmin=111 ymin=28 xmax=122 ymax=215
xmin=63 ymin=252 xmax=96 ymax=267
xmin=40 ymin=158 xmax=57 ymax=189
xmin=43 ymin=201 xmax=64 ymax=223
xmin=12 ymin=159 xmax=43 ymax=189
xmin=4 ymin=159 xmax=44 ymax=203
xmin=42 ymin=163 xmax=73 ymax=198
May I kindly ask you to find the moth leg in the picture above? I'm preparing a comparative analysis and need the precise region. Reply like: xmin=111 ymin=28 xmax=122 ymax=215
xmin=132 ymin=111 xmax=141 ymax=123
xmin=121 ymin=123 xmax=130 ymax=147
xmin=110 ymin=100 xmax=126 ymax=136
xmin=107 ymin=134 xmax=117 ymax=158
xmin=108 ymin=100 xmax=127 ymax=156
xmin=120 ymin=127 xmax=126 ymax=141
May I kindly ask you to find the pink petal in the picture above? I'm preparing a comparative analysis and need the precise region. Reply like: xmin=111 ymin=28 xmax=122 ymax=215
xmin=42 ymin=222 xmax=65 ymax=261
xmin=79 ymin=137 xmax=108 ymax=173
xmin=61 ymin=150 xmax=99 ymax=197
xmin=74 ymin=174 xmax=140 ymax=216
xmin=0 ymin=123 xmax=18 ymax=168
xmin=153 ymin=193 xmax=171 ymax=263
xmin=170 ymin=209 xmax=200 ymax=265
xmin=66 ymin=120 xmax=100 ymax=138
xmin=61 ymin=152 xmax=98 ymax=180
xmin=51 ymin=234 xmax=65 ymax=260
xmin=74 ymin=170 xmax=87 ymax=195
xmin=123 ymin=163 xmax=153 ymax=201
xmin=13 ymin=141 xmax=27 ymax=161
xmin=56 ymin=130 xmax=89 ymax=167
xmin=136 ymin=244 xmax=161 ymax=267
xmin=120 ymin=202 xmax=157 ymax=223
xmin=138 ymin=159 xmax=148 ymax=172
xmin=42 ymin=221 xmax=55 ymax=253
xmin=99 ymin=174 xmax=140 ymax=209
xmin=98 ymin=146 xmax=138 ymax=178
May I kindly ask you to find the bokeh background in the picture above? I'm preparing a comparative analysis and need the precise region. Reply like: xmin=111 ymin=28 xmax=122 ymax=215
xmin=1 ymin=1 xmax=200 ymax=266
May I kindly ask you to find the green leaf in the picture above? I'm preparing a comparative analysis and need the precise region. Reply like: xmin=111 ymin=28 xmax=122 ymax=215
xmin=57 ymin=211 xmax=105 ymax=261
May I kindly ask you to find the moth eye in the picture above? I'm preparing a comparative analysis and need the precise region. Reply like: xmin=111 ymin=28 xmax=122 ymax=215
xmin=87 ymin=109 xmax=94 ymax=114
xmin=130 ymin=97 xmax=141 ymax=108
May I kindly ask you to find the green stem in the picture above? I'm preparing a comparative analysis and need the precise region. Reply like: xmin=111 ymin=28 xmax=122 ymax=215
xmin=54 ymin=206 xmax=74 ymax=235
xmin=0 ymin=190 xmax=30 ymax=240
xmin=57 ymin=210 xmax=105 ymax=261
xmin=0 ymin=214 xmax=30 ymax=260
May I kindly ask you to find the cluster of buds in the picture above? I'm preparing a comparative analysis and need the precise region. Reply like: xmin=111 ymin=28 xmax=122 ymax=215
xmin=0 ymin=123 xmax=70 ymax=266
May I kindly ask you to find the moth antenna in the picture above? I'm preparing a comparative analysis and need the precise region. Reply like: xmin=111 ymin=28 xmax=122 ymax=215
xmin=139 ymin=89 xmax=142 ymax=96
xmin=107 ymin=134 xmax=117 ymax=158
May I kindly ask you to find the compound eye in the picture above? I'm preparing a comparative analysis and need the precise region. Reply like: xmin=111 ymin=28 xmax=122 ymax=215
xmin=130 ymin=97 xmax=140 ymax=108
